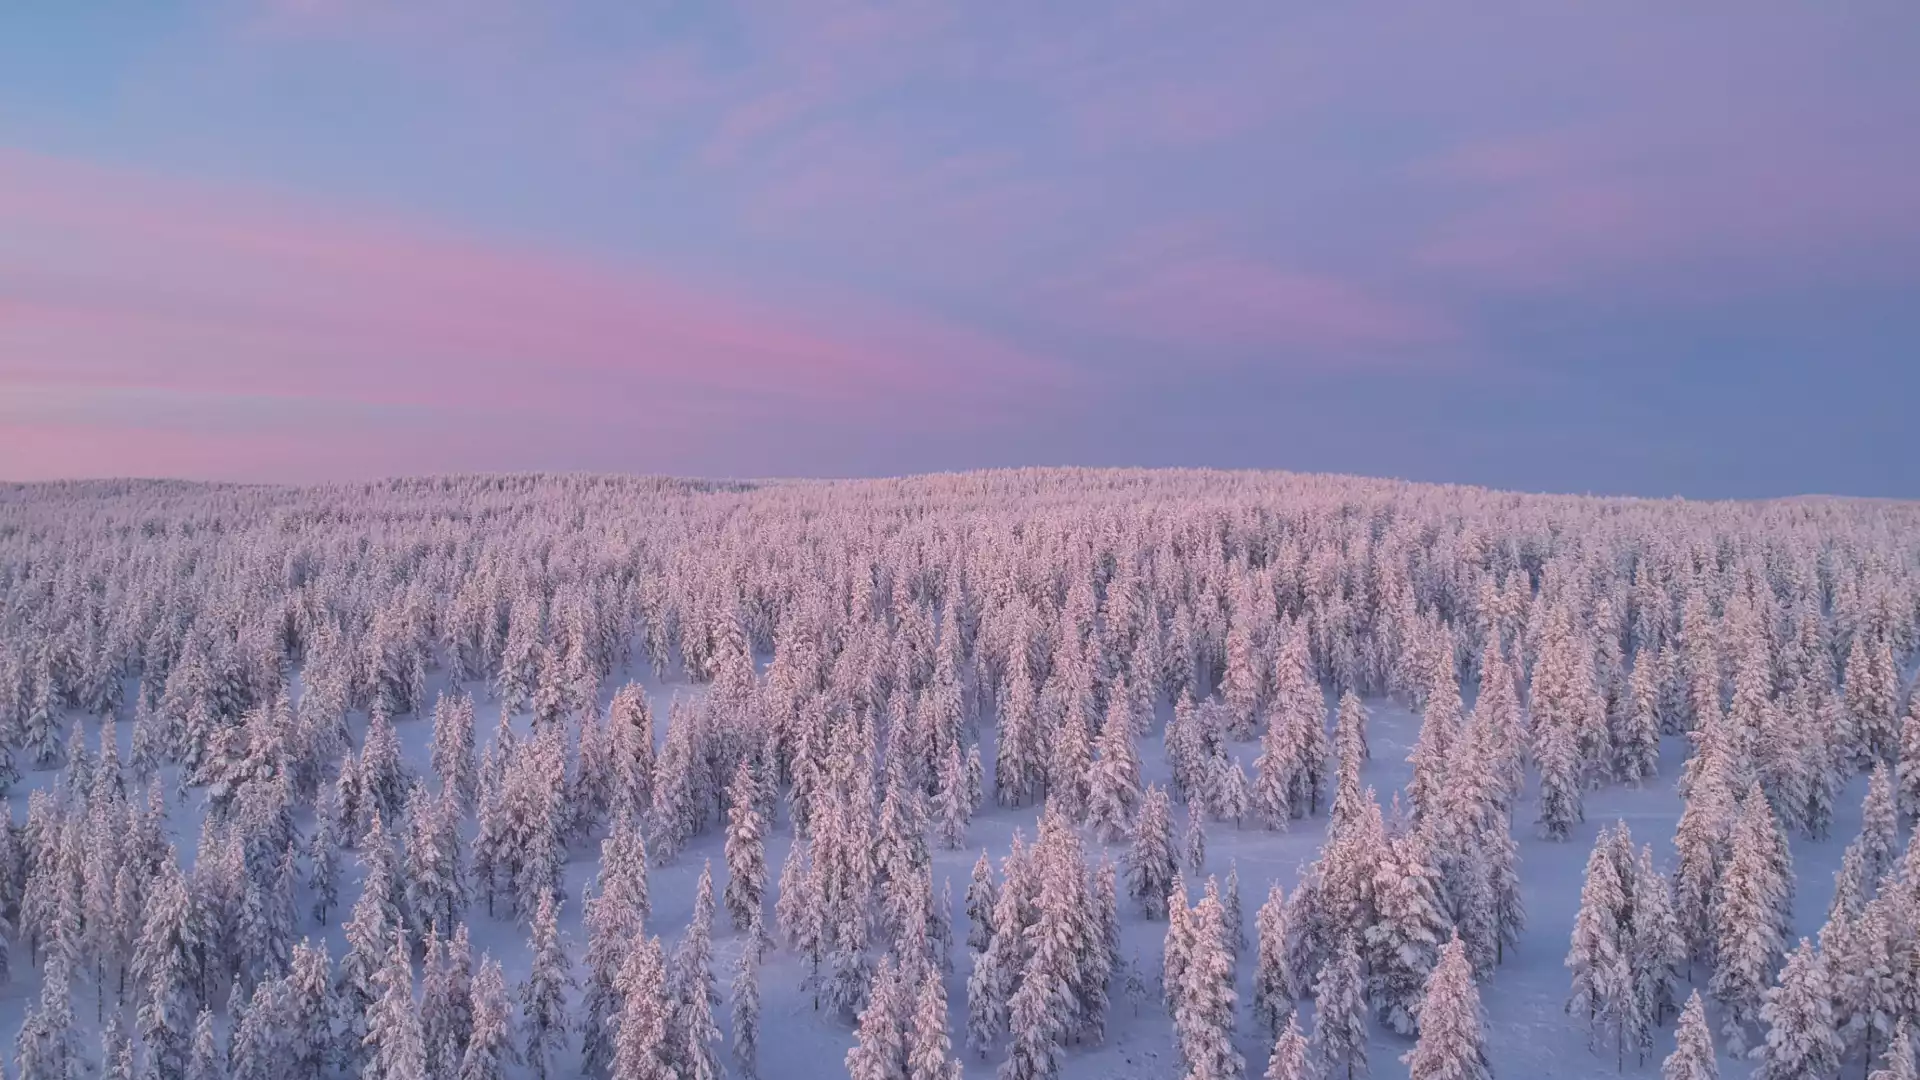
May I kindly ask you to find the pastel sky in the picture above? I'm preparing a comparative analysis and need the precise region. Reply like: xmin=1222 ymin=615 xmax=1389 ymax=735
xmin=3 ymin=2 xmax=1917 ymax=497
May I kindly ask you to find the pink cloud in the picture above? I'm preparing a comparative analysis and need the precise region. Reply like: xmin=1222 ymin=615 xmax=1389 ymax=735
xmin=1041 ymin=226 xmax=1457 ymax=362
xmin=0 ymin=150 xmax=1071 ymax=479
xmin=1411 ymin=130 xmax=1920 ymax=292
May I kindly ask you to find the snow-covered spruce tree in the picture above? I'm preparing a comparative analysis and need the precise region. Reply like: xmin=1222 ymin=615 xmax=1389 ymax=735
xmin=995 ymin=661 xmax=1042 ymax=808
xmin=361 ymin=702 xmax=412 ymax=829
xmin=1618 ymin=655 xmax=1663 ymax=786
xmin=724 ymin=761 xmax=768 ymax=932
xmin=1669 ymin=763 xmax=1731 ymax=974
xmin=405 ymin=785 xmax=469 ymax=942
xmin=184 ymin=1005 xmax=221 ymax=1080
xmin=1664 ymin=990 xmax=1719 ymax=1080
xmin=1753 ymin=937 xmax=1841 ymax=1080
xmin=339 ymin=817 xmax=404 ymax=1068
xmin=1211 ymin=757 xmax=1250 ymax=829
xmin=907 ymin=964 xmax=962 ymax=1080
xmin=1405 ymin=647 xmax=1462 ymax=823
xmin=1126 ymin=786 xmax=1179 ymax=920
xmin=669 ymin=864 xmax=723 ymax=1080
xmin=1331 ymin=690 xmax=1367 ymax=775
xmin=609 ymin=682 xmax=656 ymax=826
xmin=1534 ymin=692 xmax=1585 ymax=841
xmin=518 ymin=889 xmax=575 ymax=1080
xmin=1844 ymin=634 xmax=1900 ymax=766
xmin=1310 ymin=932 xmax=1370 ymax=1080
xmin=1567 ymin=831 xmax=1631 ymax=1062
xmin=1275 ymin=627 xmax=1328 ymax=820
xmin=1862 ymin=762 xmax=1899 ymax=888
xmin=572 ymin=706 xmax=618 ymax=842
xmin=1185 ymin=811 xmax=1208 ymax=877
xmin=936 ymin=742 xmax=971 ymax=850
xmin=1252 ymin=882 xmax=1295 ymax=1038
xmin=308 ymin=801 xmax=341 ymax=926
xmin=966 ymin=933 xmax=1010 ymax=1061
xmin=365 ymin=928 xmax=427 ymax=1080
xmin=285 ymin=938 xmax=335 ymax=1080
xmin=848 ymin=955 xmax=911 ymax=1080
xmin=1365 ymin=825 xmax=1449 ymax=1036
xmin=1630 ymin=844 xmax=1685 ymax=1038
xmin=1897 ymin=697 xmax=1920 ymax=822
xmin=1403 ymin=934 xmax=1491 ymax=1080
xmin=650 ymin=698 xmax=707 ymax=863
xmin=18 ymin=954 xmax=79 ymax=1080
xmin=1264 ymin=1014 xmax=1309 ymax=1080
xmin=1176 ymin=891 xmax=1246 ymax=1080
xmin=1847 ymin=892 xmax=1908 ymax=1072
xmin=134 ymin=853 xmax=199 ymax=1080
xmin=460 ymin=954 xmax=519 ymax=1080
xmin=610 ymin=934 xmax=671 ymax=1080
xmin=1711 ymin=787 xmax=1791 ymax=1059
xmin=731 ymin=924 xmax=762 ymax=1080
xmin=583 ymin=820 xmax=652 ymax=1076
xmin=1046 ymin=674 xmax=1094 ymax=823
xmin=1087 ymin=687 xmax=1143 ymax=843
xmin=967 ymin=851 xmax=999 ymax=955
xmin=431 ymin=688 xmax=479 ymax=811
xmin=1870 ymin=1018 xmax=1918 ymax=1080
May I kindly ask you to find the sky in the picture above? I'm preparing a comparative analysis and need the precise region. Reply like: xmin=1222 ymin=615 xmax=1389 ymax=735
xmin=2 ymin=2 xmax=1917 ymax=498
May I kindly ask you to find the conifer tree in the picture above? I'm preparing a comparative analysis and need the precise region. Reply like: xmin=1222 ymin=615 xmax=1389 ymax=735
xmin=134 ymin=855 xmax=199 ymax=1080
xmin=583 ymin=821 xmax=650 ymax=1077
xmin=1663 ymin=991 xmax=1719 ymax=1080
xmin=1870 ymin=1018 xmax=1918 ymax=1080
xmin=1176 ymin=893 xmax=1246 ymax=1080
xmin=1366 ymin=827 xmax=1449 ymax=1036
xmin=186 ymin=1006 xmax=223 ymax=1080
xmin=609 ymin=682 xmax=656 ymax=826
xmin=1406 ymin=655 xmax=1461 ymax=823
xmin=607 ymin=934 xmax=670 ymax=1080
xmin=270 ymin=938 xmax=327 ymax=1080
xmin=1535 ymin=703 xmax=1584 ymax=841
xmin=966 ymin=851 xmax=999 ymax=955
xmin=1567 ymin=834 xmax=1630 ymax=1060
xmin=1403 ymin=935 xmax=1491 ymax=1080
xmin=906 ymin=966 xmax=961 ymax=1080
xmin=1126 ymin=787 xmax=1179 ymax=920
xmin=1897 ymin=698 xmax=1920 ymax=822
xmin=460 ymin=955 xmax=518 ymax=1080
xmin=1862 ymin=763 xmax=1898 ymax=887
xmin=423 ymin=926 xmax=475 ymax=1079
xmin=365 ymin=928 xmax=427 ymax=1080
xmin=518 ymin=890 xmax=574 ymax=1080
xmin=339 ymin=838 xmax=398 ymax=1069
xmin=669 ymin=865 xmax=723 ymax=1080
xmin=1754 ymin=937 xmax=1841 ymax=1080
xmin=1264 ymin=1014 xmax=1309 ymax=1080
xmin=731 ymin=930 xmax=761 ymax=1080
xmin=725 ymin=762 xmax=768 ymax=932
xmin=432 ymin=689 xmax=479 ymax=811
xmin=1712 ymin=788 xmax=1790 ymax=1058
xmin=848 ymin=955 xmax=911 ymax=1080
xmin=1252 ymin=882 xmax=1295 ymax=1038
xmin=966 ymin=941 xmax=1009 ymax=1061
xmin=936 ymin=743 xmax=971 ymax=850
xmin=1185 ymin=811 xmax=1207 ymax=877
xmin=1088 ymin=689 xmax=1143 ymax=843
xmin=309 ymin=809 xmax=341 ymax=926
xmin=1310 ymin=933 xmax=1369 ymax=1080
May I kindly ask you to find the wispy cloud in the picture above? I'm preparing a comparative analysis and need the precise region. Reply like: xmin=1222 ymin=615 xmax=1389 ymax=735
xmin=0 ymin=150 xmax=1071 ymax=479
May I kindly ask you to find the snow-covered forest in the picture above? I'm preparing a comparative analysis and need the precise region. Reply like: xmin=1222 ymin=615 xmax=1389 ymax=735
xmin=1 ymin=468 xmax=1918 ymax=1080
